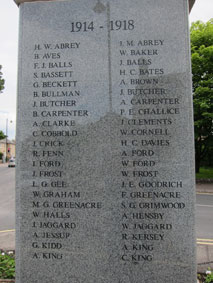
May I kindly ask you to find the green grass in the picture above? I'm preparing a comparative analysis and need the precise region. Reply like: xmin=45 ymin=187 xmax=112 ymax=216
xmin=196 ymin=167 xmax=213 ymax=179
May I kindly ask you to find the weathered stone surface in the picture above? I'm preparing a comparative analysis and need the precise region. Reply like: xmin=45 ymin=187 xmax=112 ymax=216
xmin=16 ymin=0 xmax=196 ymax=282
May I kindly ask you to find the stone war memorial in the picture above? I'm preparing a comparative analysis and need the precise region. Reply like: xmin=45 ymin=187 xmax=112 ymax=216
xmin=14 ymin=0 xmax=197 ymax=282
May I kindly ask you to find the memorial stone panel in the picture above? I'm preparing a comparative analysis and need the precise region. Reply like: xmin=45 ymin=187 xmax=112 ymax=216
xmin=16 ymin=0 xmax=196 ymax=282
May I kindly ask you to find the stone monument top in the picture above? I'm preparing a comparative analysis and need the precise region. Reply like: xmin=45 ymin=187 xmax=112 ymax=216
xmin=14 ymin=0 xmax=196 ymax=12
xmin=14 ymin=0 xmax=60 ymax=6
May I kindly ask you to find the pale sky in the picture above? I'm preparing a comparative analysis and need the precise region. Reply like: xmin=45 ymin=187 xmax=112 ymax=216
xmin=0 ymin=0 xmax=212 ymax=139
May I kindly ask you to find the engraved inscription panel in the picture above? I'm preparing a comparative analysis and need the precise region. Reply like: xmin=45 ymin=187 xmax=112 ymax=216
xmin=16 ymin=1 xmax=196 ymax=282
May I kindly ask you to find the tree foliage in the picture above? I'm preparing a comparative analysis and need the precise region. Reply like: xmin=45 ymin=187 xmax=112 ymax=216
xmin=0 ymin=130 xmax=6 ymax=140
xmin=0 ymin=65 xmax=5 ymax=93
xmin=190 ymin=19 xmax=213 ymax=172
